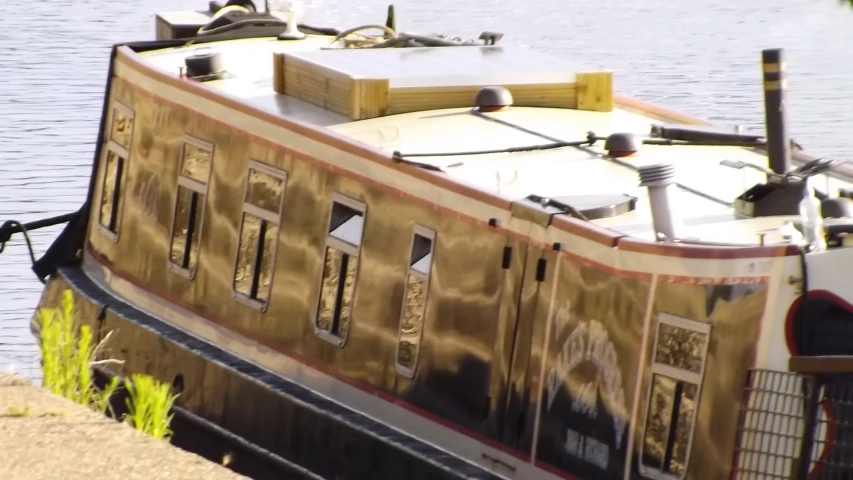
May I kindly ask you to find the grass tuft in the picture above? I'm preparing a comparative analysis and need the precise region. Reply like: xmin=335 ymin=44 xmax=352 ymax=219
xmin=123 ymin=373 xmax=179 ymax=441
xmin=34 ymin=288 xmax=179 ymax=442
xmin=33 ymin=290 xmax=121 ymax=415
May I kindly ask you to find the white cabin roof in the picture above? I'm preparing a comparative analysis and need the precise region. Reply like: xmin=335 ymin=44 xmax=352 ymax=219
xmin=139 ymin=36 xmax=853 ymax=248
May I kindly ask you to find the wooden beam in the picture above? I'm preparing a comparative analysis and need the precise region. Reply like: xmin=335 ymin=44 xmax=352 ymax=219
xmin=272 ymin=53 xmax=285 ymax=94
xmin=788 ymin=355 xmax=853 ymax=374
xmin=576 ymin=71 xmax=614 ymax=112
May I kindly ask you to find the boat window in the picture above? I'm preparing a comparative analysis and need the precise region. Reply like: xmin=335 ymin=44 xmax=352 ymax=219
xmin=97 ymin=102 xmax=135 ymax=240
xmin=169 ymin=136 xmax=213 ymax=278
xmin=640 ymin=313 xmax=711 ymax=479
xmin=395 ymin=226 xmax=435 ymax=378
xmin=233 ymin=161 xmax=287 ymax=310
xmin=315 ymin=194 xmax=366 ymax=346
xmin=109 ymin=102 xmax=134 ymax=150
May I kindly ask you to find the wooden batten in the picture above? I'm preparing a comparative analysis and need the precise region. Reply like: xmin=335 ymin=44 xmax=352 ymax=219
xmin=351 ymin=78 xmax=390 ymax=120
xmin=575 ymin=71 xmax=614 ymax=112
xmin=272 ymin=52 xmax=285 ymax=94
xmin=275 ymin=53 xmax=390 ymax=120
xmin=386 ymin=83 xmax=577 ymax=116
xmin=273 ymin=50 xmax=613 ymax=119
xmin=277 ymin=53 xmax=356 ymax=118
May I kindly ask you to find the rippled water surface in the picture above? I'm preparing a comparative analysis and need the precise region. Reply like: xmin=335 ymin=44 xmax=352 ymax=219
xmin=2 ymin=0 xmax=853 ymax=378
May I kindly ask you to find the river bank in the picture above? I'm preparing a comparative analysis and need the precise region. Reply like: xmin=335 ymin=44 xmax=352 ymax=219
xmin=0 ymin=373 xmax=247 ymax=479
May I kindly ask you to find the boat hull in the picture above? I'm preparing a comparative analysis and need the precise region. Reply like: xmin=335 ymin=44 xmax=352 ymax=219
xmin=37 ymin=266 xmax=503 ymax=480
xmin=28 ymin=34 xmax=817 ymax=480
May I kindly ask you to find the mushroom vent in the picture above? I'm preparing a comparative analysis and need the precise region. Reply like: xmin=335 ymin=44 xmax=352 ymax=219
xmin=475 ymin=86 xmax=513 ymax=112
xmin=604 ymin=133 xmax=641 ymax=157
xmin=184 ymin=52 xmax=228 ymax=81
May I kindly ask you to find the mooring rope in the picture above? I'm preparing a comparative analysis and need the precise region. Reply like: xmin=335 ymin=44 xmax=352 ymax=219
xmin=0 ymin=212 xmax=78 ymax=284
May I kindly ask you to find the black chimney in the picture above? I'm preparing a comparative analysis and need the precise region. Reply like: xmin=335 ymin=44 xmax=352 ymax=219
xmin=761 ymin=48 xmax=791 ymax=176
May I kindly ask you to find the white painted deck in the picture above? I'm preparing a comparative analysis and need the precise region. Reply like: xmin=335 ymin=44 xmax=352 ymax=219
xmin=139 ymin=37 xmax=853 ymax=247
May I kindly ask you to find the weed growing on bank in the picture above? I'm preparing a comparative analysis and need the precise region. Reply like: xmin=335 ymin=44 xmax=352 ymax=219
xmin=124 ymin=373 xmax=178 ymax=441
xmin=33 ymin=289 xmax=179 ymax=441
xmin=34 ymin=290 xmax=120 ymax=414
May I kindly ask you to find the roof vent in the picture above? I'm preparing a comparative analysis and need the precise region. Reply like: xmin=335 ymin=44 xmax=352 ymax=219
xmin=638 ymin=163 xmax=681 ymax=240
xmin=184 ymin=52 xmax=227 ymax=81
xmin=604 ymin=133 xmax=640 ymax=157
xmin=475 ymin=86 xmax=513 ymax=112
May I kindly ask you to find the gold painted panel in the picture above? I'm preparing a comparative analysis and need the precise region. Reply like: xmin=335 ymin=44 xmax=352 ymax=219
xmin=89 ymin=74 xmax=510 ymax=400
xmin=530 ymin=250 xmax=653 ymax=477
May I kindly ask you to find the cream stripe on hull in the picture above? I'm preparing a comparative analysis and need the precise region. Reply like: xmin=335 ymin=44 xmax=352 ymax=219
xmin=82 ymin=253 xmax=564 ymax=480
xmin=113 ymin=54 xmax=795 ymax=282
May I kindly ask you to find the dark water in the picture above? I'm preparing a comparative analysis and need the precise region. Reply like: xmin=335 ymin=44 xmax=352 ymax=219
xmin=2 ymin=0 xmax=853 ymax=379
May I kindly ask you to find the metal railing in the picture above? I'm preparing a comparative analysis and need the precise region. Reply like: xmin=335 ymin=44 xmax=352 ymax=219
xmin=732 ymin=359 xmax=853 ymax=479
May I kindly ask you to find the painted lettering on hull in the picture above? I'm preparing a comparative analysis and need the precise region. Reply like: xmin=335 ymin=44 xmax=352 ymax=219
xmin=543 ymin=303 xmax=627 ymax=474
xmin=533 ymin=257 xmax=654 ymax=480
xmin=546 ymin=307 xmax=627 ymax=449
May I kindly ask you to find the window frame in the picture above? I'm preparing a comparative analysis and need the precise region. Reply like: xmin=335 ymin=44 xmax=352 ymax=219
xmin=394 ymin=224 xmax=436 ymax=378
xmin=313 ymin=193 xmax=367 ymax=347
xmin=639 ymin=312 xmax=712 ymax=480
xmin=167 ymin=135 xmax=214 ymax=280
xmin=231 ymin=160 xmax=288 ymax=312
xmin=97 ymin=101 xmax=135 ymax=242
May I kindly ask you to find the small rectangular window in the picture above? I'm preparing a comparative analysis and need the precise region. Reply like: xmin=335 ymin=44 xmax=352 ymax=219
xmin=98 ymin=102 xmax=134 ymax=241
xmin=640 ymin=313 xmax=710 ymax=479
xmin=109 ymin=103 xmax=135 ymax=150
xmin=98 ymin=149 xmax=126 ymax=236
xmin=395 ymin=226 xmax=435 ymax=378
xmin=233 ymin=162 xmax=287 ymax=310
xmin=315 ymin=195 xmax=365 ymax=346
xmin=169 ymin=136 xmax=213 ymax=277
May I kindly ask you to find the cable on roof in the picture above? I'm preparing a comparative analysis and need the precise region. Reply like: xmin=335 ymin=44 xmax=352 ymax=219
xmin=392 ymin=132 xmax=598 ymax=159
xmin=390 ymin=156 xmax=446 ymax=172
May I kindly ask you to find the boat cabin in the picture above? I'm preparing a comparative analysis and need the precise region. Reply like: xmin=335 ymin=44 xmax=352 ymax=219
xmin=35 ymin=3 xmax=853 ymax=479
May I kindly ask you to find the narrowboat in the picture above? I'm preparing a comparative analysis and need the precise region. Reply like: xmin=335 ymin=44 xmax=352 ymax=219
xmin=14 ymin=0 xmax=853 ymax=478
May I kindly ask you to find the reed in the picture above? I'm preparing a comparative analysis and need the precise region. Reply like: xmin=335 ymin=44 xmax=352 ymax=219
xmin=33 ymin=289 xmax=179 ymax=442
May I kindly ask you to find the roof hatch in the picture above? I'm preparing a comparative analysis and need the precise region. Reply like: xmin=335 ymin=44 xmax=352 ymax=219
xmin=272 ymin=45 xmax=613 ymax=120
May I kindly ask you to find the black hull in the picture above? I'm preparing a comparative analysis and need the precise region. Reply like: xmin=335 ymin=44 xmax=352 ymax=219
xmin=52 ymin=266 xmax=502 ymax=480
